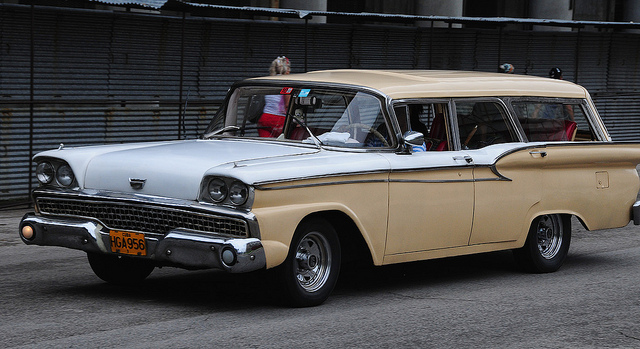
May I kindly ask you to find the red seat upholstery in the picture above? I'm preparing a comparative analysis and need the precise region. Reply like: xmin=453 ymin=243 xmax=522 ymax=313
xmin=426 ymin=113 xmax=448 ymax=151
xmin=564 ymin=120 xmax=577 ymax=141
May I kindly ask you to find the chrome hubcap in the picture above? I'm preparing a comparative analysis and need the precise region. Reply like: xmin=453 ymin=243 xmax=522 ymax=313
xmin=295 ymin=232 xmax=331 ymax=293
xmin=536 ymin=215 xmax=563 ymax=259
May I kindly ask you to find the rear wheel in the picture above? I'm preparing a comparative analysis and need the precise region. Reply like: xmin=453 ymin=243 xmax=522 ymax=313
xmin=514 ymin=214 xmax=571 ymax=273
xmin=87 ymin=252 xmax=155 ymax=285
xmin=277 ymin=218 xmax=341 ymax=307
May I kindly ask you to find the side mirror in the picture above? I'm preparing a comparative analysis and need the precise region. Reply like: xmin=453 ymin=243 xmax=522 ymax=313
xmin=400 ymin=131 xmax=425 ymax=154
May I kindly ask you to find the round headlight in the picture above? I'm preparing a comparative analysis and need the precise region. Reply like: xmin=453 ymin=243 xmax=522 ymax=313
xmin=36 ymin=162 xmax=55 ymax=184
xmin=208 ymin=178 xmax=228 ymax=202
xmin=228 ymin=181 xmax=249 ymax=206
xmin=56 ymin=164 xmax=75 ymax=187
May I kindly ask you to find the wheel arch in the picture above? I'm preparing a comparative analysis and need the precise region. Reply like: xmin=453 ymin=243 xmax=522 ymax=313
xmin=519 ymin=208 xmax=575 ymax=247
xmin=300 ymin=210 xmax=374 ymax=267
xmin=254 ymin=202 xmax=384 ymax=269
xmin=513 ymin=212 xmax=572 ymax=273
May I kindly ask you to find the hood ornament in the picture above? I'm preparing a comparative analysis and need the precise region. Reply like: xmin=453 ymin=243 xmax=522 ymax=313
xmin=129 ymin=178 xmax=147 ymax=190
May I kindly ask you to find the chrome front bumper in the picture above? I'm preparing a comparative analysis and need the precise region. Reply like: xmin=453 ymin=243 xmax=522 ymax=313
xmin=19 ymin=213 xmax=266 ymax=273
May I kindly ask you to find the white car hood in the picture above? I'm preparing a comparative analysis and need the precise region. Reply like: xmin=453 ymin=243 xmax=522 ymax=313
xmin=40 ymin=139 xmax=320 ymax=200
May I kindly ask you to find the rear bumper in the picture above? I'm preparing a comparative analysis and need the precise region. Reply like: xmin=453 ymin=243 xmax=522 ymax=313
xmin=19 ymin=212 xmax=266 ymax=273
xmin=634 ymin=201 xmax=640 ymax=225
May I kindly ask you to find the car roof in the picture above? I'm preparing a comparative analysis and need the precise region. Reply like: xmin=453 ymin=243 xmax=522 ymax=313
xmin=249 ymin=69 xmax=589 ymax=100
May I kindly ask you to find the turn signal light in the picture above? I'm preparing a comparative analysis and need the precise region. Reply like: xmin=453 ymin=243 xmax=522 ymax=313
xmin=21 ymin=225 xmax=35 ymax=240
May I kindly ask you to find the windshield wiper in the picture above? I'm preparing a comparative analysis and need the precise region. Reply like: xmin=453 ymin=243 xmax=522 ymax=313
xmin=291 ymin=114 xmax=323 ymax=148
xmin=202 ymin=125 xmax=240 ymax=139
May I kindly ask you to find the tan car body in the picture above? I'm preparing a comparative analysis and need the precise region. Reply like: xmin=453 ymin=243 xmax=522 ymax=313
xmin=252 ymin=143 xmax=640 ymax=268
xmin=248 ymin=70 xmax=640 ymax=268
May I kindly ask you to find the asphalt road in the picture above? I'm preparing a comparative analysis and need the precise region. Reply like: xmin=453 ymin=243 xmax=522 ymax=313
xmin=2 ymin=208 xmax=640 ymax=348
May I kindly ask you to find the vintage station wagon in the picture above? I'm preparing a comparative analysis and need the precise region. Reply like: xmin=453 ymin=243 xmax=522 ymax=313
xmin=19 ymin=70 xmax=640 ymax=306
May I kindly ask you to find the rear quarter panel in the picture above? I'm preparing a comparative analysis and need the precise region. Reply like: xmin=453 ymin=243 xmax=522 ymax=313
xmin=488 ymin=143 xmax=640 ymax=246
xmin=533 ymin=143 xmax=640 ymax=231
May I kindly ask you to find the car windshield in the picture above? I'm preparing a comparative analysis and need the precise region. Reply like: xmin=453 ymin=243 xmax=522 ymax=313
xmin=204 ymin=86 xmax=393 ymax=148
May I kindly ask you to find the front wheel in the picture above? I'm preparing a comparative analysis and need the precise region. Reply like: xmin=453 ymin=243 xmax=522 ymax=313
xmin=87 ymin=252 xmax=155 ymax=285
xmin=514 ymin=214 xmax=571 ymax=273
xmin=277 ymin=218 xmax=341 ymax=307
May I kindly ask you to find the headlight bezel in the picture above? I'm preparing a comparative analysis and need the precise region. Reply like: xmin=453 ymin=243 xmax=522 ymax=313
xmin=201 ymin=176 xmax=254 ymax=209
xmin=35 ymin=159 xmax=78 ymax=188
xmin=228 ymin=181 xmax=249 ymax=206
xmin=36 ymin=162 xmax=55 ymax=185
xmin=55 ymin=164 xmax=75 ymax=187
xmin=207 ymin=178 xmax=228 ymax=203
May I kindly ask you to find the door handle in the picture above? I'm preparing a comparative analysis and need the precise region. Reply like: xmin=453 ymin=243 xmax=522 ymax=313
xmin=453 ymin=155 xmax=473 ymax=163
xmin=529 ymin=151 xmax=547 ymax=157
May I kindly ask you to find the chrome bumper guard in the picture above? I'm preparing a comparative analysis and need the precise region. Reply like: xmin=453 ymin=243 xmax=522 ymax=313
xmin=19 ymin=213 xmax=266 ymax=273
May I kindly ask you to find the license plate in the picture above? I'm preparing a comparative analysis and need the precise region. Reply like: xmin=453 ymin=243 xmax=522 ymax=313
xmin=109 ymin=230 xmax=147 ymax=256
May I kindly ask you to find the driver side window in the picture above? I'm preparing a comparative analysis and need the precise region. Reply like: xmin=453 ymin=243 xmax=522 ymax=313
xmin=455 ymin=100 xmax=517 ymax=150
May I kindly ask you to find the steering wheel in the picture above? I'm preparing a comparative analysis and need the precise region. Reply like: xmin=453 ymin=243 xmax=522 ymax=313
xmin=463 ymin=124 xmax=479 ymax=147
xmin=338 ymin=123 xmax=389 ymax=147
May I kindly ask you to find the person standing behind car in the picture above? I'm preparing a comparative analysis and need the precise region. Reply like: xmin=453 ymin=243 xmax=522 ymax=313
xmin=499 ymin=63 xmax=514 ymax=74
xmin=549 ymin=67 xmax=563 ymax=79
xmin=258 ymin=56 xmax=291 ymax=137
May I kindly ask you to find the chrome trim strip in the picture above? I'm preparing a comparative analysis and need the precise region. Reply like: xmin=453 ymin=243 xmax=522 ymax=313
xmin=255 ymin=164 xmax=508 ymax=190
xmin=489 ymin=164 xmax=512 ymax=181
xmin=256 ymin=177 xmax=507 ymax=190
xmin=390 ymin=179 xmax=476 ymax=183
xmin=255 ymin=179 xmax=388 ymax=191
xmin=390 ymin=164 xmax=475 ymax=173
xmin=253 ymin=169 xmax=390 ymax=187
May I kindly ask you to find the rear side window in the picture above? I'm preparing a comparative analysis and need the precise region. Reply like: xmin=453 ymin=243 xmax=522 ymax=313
xmin=511 ymin=101 xmax=596 ymax=142
xmin=455 ymin=101 xmax=517 ymax=150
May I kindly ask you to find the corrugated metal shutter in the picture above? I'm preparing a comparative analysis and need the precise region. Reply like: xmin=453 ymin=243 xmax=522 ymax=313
xmin=594 ymin=94 xmax=640 ymax=141
xmin=576 ymin=31 xmax=609 ymax=91
xmin=0 ymin=6 xmax=32 ymax=100
xmin=1 ymin=5 xmax=32 ymax=201
xmin=427 ymin=28 xmax=478 ymax=70
xmin=5 ymin=3 xmax=640 ymax=203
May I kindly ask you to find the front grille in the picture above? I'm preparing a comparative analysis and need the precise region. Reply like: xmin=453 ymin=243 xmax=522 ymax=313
xmin=36 ymin=197 xmax=248 ymax=237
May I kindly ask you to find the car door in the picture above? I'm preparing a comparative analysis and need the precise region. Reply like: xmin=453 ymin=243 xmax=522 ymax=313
xmin=453 ymin=98 xmax=544 ymax=245
xmin=383 ymin=102 xmax=474 ymax=258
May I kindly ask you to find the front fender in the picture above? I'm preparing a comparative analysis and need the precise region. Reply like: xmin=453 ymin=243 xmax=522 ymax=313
xmin=253 ymin=202 xmax=385 ymax=268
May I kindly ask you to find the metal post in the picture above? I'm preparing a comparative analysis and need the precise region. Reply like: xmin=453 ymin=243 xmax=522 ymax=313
xmin=178 ymin=12 xmax=186 ymax=139
xmin=413 ymin=26 xmax=422 ymax=69
xmin=304 ymin=17 xmax=308 ymax=72
xmin=574 ymin=26 xmax=581 ymax=83
xmin=28 ymin=4 xmax=35 ymax=199
xmin=429 ymin=21 xmax=434 ymax=70
xmin=497 ymin=26 xmax=503 ymax=72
